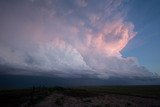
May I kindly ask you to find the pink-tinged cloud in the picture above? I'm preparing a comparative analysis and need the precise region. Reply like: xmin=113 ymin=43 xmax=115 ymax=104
xmin=0 ymin=0 xmax=155 ymax=78
xmin=91 ymin=19 xmax=136 ymax=56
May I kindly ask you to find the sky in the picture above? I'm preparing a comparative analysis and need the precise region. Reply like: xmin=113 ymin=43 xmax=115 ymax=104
xmin=0 ymin=0 xmax=160 ymax=86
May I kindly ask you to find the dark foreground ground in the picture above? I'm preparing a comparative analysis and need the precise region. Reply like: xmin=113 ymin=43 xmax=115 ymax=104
xmin=0 ymin=85 xmax=160 ymax=107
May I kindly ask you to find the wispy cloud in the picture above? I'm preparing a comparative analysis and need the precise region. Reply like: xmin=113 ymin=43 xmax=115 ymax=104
xmin=76 ymin=0 xmax=88 ymax=7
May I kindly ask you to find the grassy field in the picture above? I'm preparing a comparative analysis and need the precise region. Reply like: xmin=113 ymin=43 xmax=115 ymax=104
xmin=0 ymin=87 xmax=51 ymax=107
xmin=77 ymin=85 xmax=160 ymax=99
xmin=0 ymin=85 xmax=160 ymax=107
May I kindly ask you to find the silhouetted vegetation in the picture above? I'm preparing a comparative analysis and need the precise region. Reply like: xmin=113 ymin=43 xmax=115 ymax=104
xmin=0 ymin=85 xmax=160 ymax=107
xmin=0 ymin=86 xmax=51 ymax=107
xmin=55 ymin=97 xmax=65 ymax=106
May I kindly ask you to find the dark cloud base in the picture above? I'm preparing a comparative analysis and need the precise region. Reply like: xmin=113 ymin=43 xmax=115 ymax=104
xmin=0 ymin=74 xmax=160 ymax=89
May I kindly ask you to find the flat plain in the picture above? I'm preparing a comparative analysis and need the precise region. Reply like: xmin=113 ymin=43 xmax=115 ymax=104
xmin=1 ymin=85 xmax=160 ymax=107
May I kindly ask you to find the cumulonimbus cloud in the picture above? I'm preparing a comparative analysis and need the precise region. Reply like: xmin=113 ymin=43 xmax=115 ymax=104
xmin=0 ymin=0 xmax=154 ymax=78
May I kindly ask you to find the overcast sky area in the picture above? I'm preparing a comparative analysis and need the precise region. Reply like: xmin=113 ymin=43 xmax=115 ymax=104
xmin=0 ymin=0 xmax=160 ymax=87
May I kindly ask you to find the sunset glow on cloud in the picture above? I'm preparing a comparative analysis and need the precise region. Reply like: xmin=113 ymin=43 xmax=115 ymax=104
xmin=0 ymin=0 xmax=157 ymax=78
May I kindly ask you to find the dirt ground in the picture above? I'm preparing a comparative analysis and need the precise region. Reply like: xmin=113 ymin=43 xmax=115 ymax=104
xmin=35 ymin=93 xmax=160 ymax=107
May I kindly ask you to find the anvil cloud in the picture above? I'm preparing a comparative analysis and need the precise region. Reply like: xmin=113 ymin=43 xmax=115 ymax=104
xmin=0 ymin=0 xmax=153 ymax=78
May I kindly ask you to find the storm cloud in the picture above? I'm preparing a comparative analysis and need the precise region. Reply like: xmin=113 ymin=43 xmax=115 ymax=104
xmin=0 ymin=0 xmax=154 ymax=78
